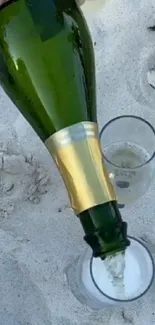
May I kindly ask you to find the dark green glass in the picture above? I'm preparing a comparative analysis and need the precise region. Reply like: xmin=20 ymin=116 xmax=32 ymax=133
xmin=0 ymin=0 xmax=130 ymax=259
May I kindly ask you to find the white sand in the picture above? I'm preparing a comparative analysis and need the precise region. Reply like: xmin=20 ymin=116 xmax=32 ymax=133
xmin=1 ymin=0 xmax=155 ymax=324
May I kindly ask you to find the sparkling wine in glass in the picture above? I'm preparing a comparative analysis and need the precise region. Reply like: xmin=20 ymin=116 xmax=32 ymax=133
xmin=100 ymin=116 xmax=155 ymax=207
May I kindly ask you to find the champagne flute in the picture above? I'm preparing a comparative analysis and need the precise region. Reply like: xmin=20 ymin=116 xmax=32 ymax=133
xmin=66 ymin=236 xmax=154 ymax=308
xmin=99 ymin=115 xmax=155 ymax=208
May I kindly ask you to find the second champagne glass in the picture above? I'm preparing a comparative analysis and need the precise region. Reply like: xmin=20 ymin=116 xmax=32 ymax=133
xmin=99 ymin=115 xmax=155 ymax=208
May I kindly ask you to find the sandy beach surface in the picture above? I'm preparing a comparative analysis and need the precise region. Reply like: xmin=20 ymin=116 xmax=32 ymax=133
xmin=0 ymin=0 xmax=155 ymax=324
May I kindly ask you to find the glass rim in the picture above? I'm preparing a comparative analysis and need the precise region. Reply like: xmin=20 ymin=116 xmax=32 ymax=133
xmin=99 ymin=115 xmax=155 ymax=169
xmin=89 ymin=236 xmax=155 ymax=303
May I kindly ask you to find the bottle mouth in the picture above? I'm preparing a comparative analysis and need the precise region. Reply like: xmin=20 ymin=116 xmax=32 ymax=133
xmin=99 ymin=240 xmax=130 ymax=260
xmin=84 ymin=221 xmax=130 ymax=260
xmin=98 ymin=239 xmax=130 ymax=260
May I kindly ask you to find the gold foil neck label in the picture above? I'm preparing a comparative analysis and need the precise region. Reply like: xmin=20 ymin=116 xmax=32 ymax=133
xmin=45 ymin=122 xmax=116 ymax=214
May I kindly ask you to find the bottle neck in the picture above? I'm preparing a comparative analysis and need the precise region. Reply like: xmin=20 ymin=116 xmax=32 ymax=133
xmin=79 ymin=201 xmax=130 ymax=259
xmin=45 ymin=121 xmax=116 ymax=214
xmin=45 ymin=121 xmax=130 ymax=258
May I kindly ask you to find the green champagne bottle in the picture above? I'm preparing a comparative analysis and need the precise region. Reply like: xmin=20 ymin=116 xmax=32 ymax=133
xmin=0 ymin=0 xmax=130 ymax=259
